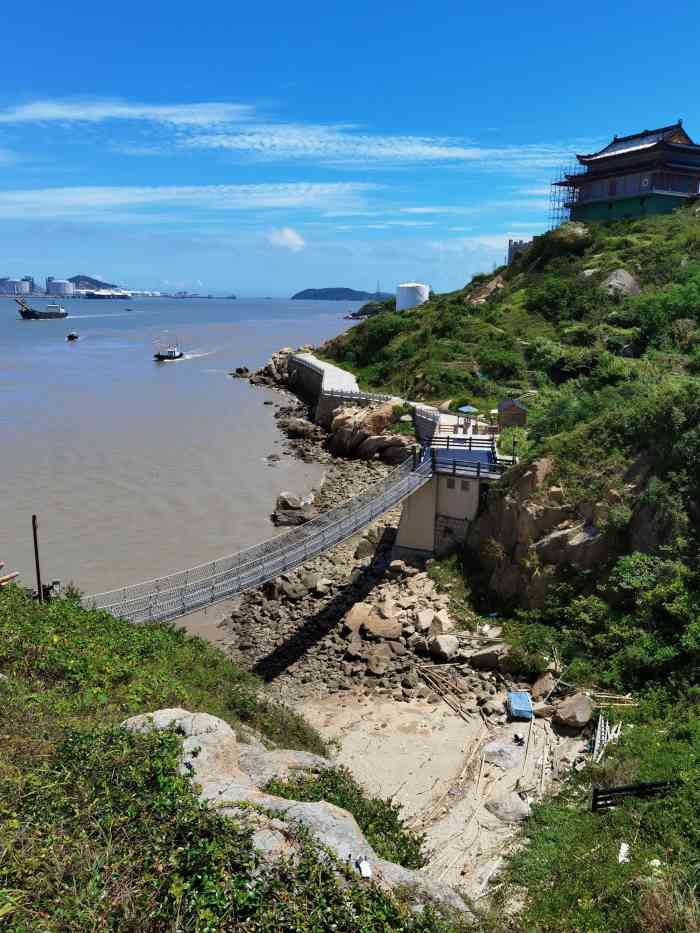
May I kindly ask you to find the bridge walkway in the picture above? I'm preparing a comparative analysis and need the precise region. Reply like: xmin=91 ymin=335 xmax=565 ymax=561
xmin=86 ymin=456 xmax=433 ymax=625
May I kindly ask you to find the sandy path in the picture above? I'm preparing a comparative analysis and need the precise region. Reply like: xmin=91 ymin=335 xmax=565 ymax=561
xmin=300 ymin=693 xmax=585 ymax=903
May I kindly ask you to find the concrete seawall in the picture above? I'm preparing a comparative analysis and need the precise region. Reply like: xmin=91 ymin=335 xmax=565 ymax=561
xmin=287 ymin=352 xmax=439 ymax=439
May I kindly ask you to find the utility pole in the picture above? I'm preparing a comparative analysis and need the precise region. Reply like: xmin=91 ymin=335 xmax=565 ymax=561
xmin=32 ymin=514 xmax=43 ymax=602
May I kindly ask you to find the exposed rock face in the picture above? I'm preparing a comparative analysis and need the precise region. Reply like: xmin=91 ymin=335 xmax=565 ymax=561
xmin=326 ymin=404 xmax=411 ymax=465
xmin=554 ymin=693 xmax=594 ymax=730
xmin=466 ymin=458 xmax=615 ymax=609
xmin=601 ymin=268 xmax=641 ymax=297
xmin=122 ymin=708 xmax=468 ymax=914
xmin=466 ymin=272 xmax=505 ymax=306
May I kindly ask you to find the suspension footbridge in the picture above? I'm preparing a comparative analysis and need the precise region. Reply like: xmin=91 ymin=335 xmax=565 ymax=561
xmin=86 ymin=455 xmax=434 ymax=625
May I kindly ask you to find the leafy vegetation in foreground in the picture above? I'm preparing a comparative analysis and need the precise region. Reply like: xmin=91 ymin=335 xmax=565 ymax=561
xmin=0 ymin=589 xmax=464 ymax=931
xmin=265 ymin=766 xmax=427 ymax=869
xmin=500 ymin=697 xmax=700 ymax=933
xmin=0 ymin=584 xmax=326 ymax=755
xmin=1 ymin=722 xmax=459 ymax=931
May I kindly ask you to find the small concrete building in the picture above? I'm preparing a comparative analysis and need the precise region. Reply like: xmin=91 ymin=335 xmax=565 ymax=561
xmin=395 ymin=472 xmax=482 ymax=558
xmin=497 ymin=399 xmax=528 ymax=430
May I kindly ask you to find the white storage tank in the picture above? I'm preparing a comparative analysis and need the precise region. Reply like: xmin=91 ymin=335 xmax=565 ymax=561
xmin=396 ymin=282 xmax=430 ymax=312
xmin=47 ymin=279 xmax=75 ymax=296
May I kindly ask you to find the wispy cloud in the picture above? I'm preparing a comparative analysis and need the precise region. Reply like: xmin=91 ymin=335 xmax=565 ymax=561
xmin=0 ymin=182 xmax=377 ymax=220
xmin=268 ymin=227 xmax=306 ymax=251
xmin=0 ymin=97 xmax=586 ymax=172
xmin=185 ymin=124 xmax=573 ymax=168
xmin=0 ymin=98 xmax=254 ymax=126
xmin=111 ymin=143 xmax=167 ymax=157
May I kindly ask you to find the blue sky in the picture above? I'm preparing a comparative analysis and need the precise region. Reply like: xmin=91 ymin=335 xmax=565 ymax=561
xmin=1 ymin=0 xmax=698 ymax=295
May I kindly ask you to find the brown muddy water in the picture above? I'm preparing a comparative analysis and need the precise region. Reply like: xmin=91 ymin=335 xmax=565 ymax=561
xmin=0 ymin=296 xmax=357 ymax=595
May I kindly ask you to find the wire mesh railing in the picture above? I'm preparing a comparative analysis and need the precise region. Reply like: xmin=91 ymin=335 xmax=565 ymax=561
xmin=85 ymin=455 xmax=433 ymax=625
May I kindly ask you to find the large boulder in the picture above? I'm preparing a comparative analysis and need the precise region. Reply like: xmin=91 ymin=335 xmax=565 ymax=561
xmin=554 ymin=693 xmax=594 ymax=730
xmin=272 ymin=505 xmax=319 ymax=526
xmin=360 ymin=613 xmax=402 ymax=641
xmin=601 ymin=268 xmax=641 ymax=297
xmin=468 ymin=644 xmax=509 ymax=670
xmin=341 ymin=602 xmax=374 ymax=638
xmin=485 ymin=792 xmax=531 ymax=823
xmin=123 ymin=708 xmax=469 ymax=914
xmin=277 ymin=416 xmax=319 ymax=439
xmin=429 ymin=634 xmax=459 ymax=661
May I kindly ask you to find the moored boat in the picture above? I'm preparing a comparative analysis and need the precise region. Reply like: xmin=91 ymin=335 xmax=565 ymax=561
xmin=15 ymin=297 xmax=68 ymax=320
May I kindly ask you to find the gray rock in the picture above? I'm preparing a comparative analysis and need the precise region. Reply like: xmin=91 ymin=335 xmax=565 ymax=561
xmin=469 ymin=644 xmax=509 ymax=670
xmin=601 ymin=268 xmax=641 ymax=297
xmin=485 ymin=792 xmax=531 ymax=823
xmin=360 ymin=614 xmax=402 ymax=641
xmin=414 ymin=608 xmax=435 ymax=633
xmin=429 ymin=634 xmax=459 ymax=661
xmin=250 ymin=827 xmax=291 ymax=859
xmin=483 ymin=740 xmax=522 ymax=770
xmin=554 ymin=693 xmax=594 ymax=729
xmin=531 ymin=671 xmax=556 ymax=701
xmin=237 ymin=747 xmax=332 ymax=788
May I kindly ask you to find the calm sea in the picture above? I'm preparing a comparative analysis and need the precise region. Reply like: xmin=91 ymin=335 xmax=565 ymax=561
xmin=0 ymin=296 xmax=357 ymax=595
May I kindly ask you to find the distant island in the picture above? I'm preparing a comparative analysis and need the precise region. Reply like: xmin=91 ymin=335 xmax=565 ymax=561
xmin=291 ymin=288 xmax=393 ymax=301
xmin=69 ymin=274 xmax=118 ymax=290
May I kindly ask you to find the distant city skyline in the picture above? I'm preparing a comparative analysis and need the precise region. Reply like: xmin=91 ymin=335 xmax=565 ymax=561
xmin=1 ymin=0 xmax=699 ymax=293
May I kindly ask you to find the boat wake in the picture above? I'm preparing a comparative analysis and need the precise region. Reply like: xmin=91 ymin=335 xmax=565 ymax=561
xmin=181 ymin=350 xmax=218 ymax=360
xmin=68 ymin=310 xmax=144 ymax=319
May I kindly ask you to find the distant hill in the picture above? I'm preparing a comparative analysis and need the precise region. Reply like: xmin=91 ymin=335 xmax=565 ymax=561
xmin=68 ymin=274 xmax=118 ymax=290
xmin=291 ymin=288 xmax=393 ymax=301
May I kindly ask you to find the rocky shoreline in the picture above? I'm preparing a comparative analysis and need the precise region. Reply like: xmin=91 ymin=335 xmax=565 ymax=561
xmin=220 ymin=350 xmax=593 ymax=737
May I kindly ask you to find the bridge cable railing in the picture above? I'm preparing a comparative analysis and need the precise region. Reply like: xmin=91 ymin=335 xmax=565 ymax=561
xmin=86 ymin=455 xmax=432 ymax=624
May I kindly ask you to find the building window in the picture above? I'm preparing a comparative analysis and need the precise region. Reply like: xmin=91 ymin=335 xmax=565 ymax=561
xmin=460 ymin=480 xmax=470 ymax=491
xmin=446 ymin=477 xmax=455 ymax=490
xmin=608 ymin=181 xmax=617 ymax=196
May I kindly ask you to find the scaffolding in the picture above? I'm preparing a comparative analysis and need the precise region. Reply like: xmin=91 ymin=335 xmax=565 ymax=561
xmin=549 ymin=163 xmax=584 ymax=228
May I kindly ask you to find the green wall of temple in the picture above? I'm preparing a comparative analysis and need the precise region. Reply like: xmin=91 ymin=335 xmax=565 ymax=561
xmin=572 ymin=194 xmax=687 ymax=222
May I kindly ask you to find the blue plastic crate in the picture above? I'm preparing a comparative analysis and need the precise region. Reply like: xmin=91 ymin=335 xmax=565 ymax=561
xmin=507 ymin=691 xmax=533 ymax=720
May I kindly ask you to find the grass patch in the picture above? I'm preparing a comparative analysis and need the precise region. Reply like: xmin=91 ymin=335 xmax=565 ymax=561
xmin=0 ymin=588 xmax=471 ymax=931
xmin=265 ymin=766 xmax=427 ymax=869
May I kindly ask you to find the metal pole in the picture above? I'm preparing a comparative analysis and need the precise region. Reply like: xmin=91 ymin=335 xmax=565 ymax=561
xmin=32 ymin=514 xmax=43 ymax=602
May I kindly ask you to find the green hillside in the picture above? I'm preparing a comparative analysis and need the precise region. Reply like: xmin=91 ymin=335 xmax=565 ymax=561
xmin=324 ymin=208 xmax=700 ymax=404
xmin=325 ymin=208 xmax=700 ymax=931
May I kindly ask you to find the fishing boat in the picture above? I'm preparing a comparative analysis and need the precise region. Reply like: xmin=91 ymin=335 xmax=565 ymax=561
xmin=153 ymin=334 xmax=183 ymax=362
xmin=15 ymin=297 xmax=68 ymax=320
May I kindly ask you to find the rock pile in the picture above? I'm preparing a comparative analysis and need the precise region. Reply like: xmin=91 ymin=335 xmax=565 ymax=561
xmin=326 ymin=403 xmax=413 ymax=465
xmin=123 ymin=708 xmax=467 ymax=913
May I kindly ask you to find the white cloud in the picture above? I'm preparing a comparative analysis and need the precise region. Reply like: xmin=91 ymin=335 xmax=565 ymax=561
xmin=268 ymin=227 xmax=306 ymax=251
xmin=184 ymin=125 xmax=575 ymax=168
xmin=0 ymin=183 xmax=376 ymax=220
xmin=111 ymin=143 xmax=167 ymax=156
xmin=0 ymin=98 xmax=254 ymax=126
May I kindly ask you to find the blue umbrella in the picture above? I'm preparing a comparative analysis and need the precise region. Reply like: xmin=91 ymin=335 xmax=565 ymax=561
xmin=458 ymin=404 xmax=478 ymax=414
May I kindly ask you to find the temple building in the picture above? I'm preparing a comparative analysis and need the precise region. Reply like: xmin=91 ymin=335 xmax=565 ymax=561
xmin=556 ymin=121 xmax=700 ymax=222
